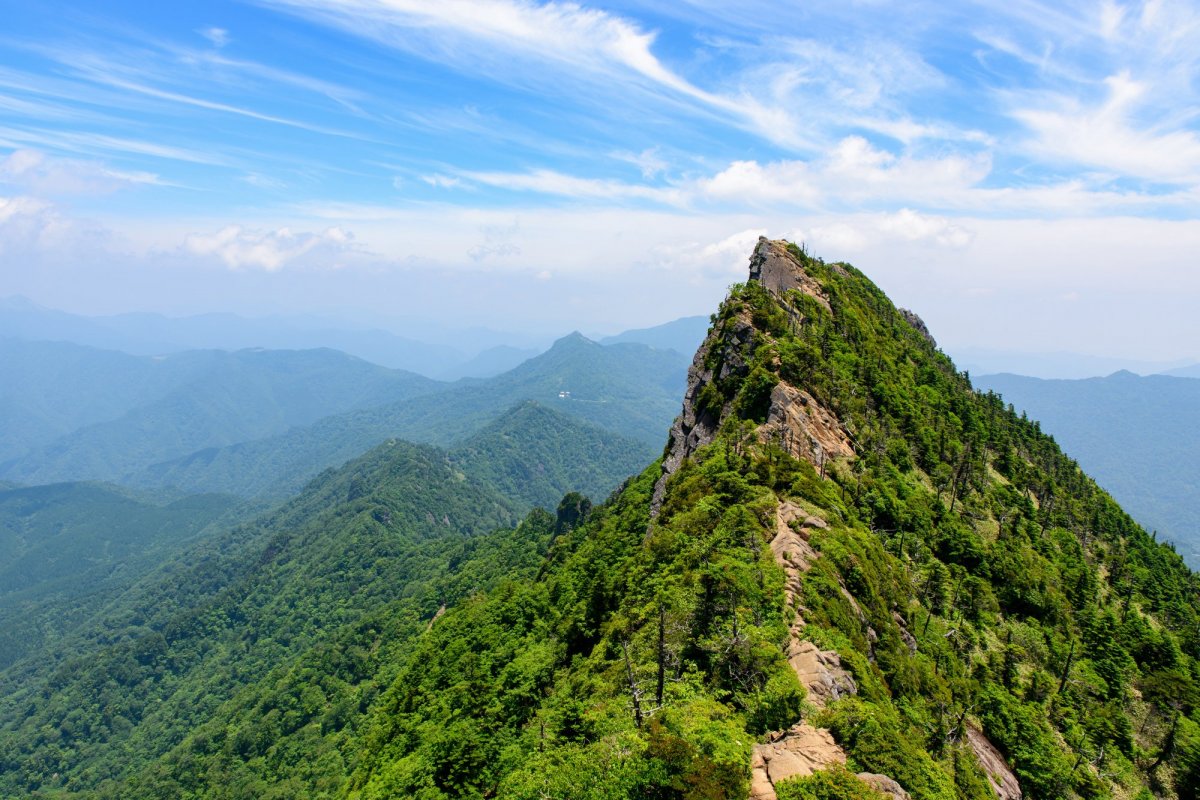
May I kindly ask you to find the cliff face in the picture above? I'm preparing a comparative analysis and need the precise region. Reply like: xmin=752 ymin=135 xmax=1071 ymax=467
xmin=653 ymin=237 xmax=853 ymax=514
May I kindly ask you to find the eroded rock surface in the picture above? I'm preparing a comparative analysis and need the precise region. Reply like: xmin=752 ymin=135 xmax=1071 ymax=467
xmin=653 ymin=238 xmax=854 ymax=516
xmin=788 ymin=640 xmax=857 ymax=707
xmin=967 ymin=725 xmax=1022 ymax=800
xmin=749 ymin=724 xmax=846 ymax=800
xmin=758 ymin=382 xmax=855 ymax=469
xmin=770 ymin=501 xmax=821 ymax=611
xmin=899 ymin=307 xmax=936 ymax=349
xmin=748 ymin=237 xmax=831 ymax=312
xmin=857 ymin=772 xmax=913 ymax=800
xmin=651 ymin=312 xmax=755 ymax=514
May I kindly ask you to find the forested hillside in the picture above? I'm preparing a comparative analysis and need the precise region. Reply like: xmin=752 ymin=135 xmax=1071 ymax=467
xmin=4 ymin=240 xmax=1198 ymax=800
xmin=974 ymin=371 xmax=1200 ymax=566
xmin=0 ymin=482 xmax=243 ymax=669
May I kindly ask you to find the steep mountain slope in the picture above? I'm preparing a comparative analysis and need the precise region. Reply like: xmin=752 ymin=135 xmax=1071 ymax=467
xmin=8 ymin=239 xmax=1199 ymax=800
xmin=973 ymin=371 xmax=1200 ymax=566
xmin=320 ymin=239 xmax=1199 ymax=800
xmin=0 ymin=440 xmax=522 ymax=796
xmin=134 ymin=333 xmax=685 ymax=498
xmin=0 ymin=482 xmax=242 ymax=668
xmin=1 ymin=347 xmax=441 ymax=485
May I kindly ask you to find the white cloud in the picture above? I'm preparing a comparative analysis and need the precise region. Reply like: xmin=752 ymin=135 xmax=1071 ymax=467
xmin=460 ymin=167 xmax=683 ymax=203
xmin=796 ymin=223 xmax=869 ymax=255
xmin=258 ymin=0 xmax=854 ymax=149
xmin=183 ymin=224 xmax=354 ymax=271
xmin=0 ymin=194 xmax=51 ymax=224
xmin=199 ymin=27 xmax=231 ymax=48
xmin=877 ymin=209 xmax=973 ymax=248
xmin=611 ymin=147 xmax=668 ymax=178
xmin=421 ymin=173 xmax=464 ymax=189
xmin=0 ymin=149 xmax=163 ymax=195
xmin=1012 ymin=71 xmax=1200 ymax=183
xmin=0 ymin=194 xmax=115 ymax=260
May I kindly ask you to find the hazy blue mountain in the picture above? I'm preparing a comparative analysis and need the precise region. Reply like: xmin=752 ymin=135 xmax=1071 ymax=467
xmin=0 ymin=482 xmax=243 ymax=669
xmin=950 ymin=345 xmax=1188 ymax=379
xmin=1163 ymin=363 xmax=1200 ymax=378
xmin=599 ymin=314 xmax=710 ymax=355
xmin=1 ymin=347 xmax=443 ymax=485
xmin=435 ymin=343 xmax=541 ymax=380
xmin=0 ymin=295 xmax=559 ymax=377
xmin=975 ymin=370 xmax=1200 ymax=564
xmin=0 ymin=339 xmax=229 ymax=463
xmin=135 ymin=333 xmax=686 ymax=499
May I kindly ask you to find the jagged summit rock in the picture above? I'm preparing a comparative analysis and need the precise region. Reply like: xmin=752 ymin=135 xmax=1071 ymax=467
xmin=652 ymin=238 xmax=854 ymax=514
xmin=747 ymin=236 xmax=832 ymax=310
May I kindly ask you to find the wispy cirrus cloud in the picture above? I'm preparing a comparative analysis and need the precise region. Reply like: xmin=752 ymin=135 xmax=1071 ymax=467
xmin=256 ymin=0 xmax=847 ymax=150
xmin=0 ymin=149 xmax=164 ymax=195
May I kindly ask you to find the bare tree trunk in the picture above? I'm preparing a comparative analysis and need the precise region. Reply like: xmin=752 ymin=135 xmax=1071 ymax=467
xmin=621 ymin=638 xmax=643 ymax=729
xmin=656 ymin=605 xmax=666 ymax=708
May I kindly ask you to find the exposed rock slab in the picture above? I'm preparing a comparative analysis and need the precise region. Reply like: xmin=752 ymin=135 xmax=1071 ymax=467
xmin=758 ymin=382 xmax=855 ymax=470
xmin=899 ymin=308 xmax=936 ymax=349
xmin=750 ymin=724 xmax=846 ymax=800
xmin=770 ymin=501 xmax=821 ymax=611
xmin=749 ymin=237 xmax=831 ymax=312
xmin=857 ymin=772 xmax=912 ymax=800
xmin=769 ymin=502 xmax=857 ymax=707
xmin=788 ymin=640 xmax=857 ymax=708
xmin=966 ymin=725 xmax=1022 ymax=800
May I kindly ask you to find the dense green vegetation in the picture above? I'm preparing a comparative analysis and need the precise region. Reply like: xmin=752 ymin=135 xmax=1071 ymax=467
xmin=450 ymin=401 xmax=652 ymax=511
xmin=0 ymin=482 xmax=243 ymax=669
xmin=4 ymin=242 xmax=1198 ymax=799
xmin=0 ymin=440 xmax=520 ymax=795
xmin=974 ymin=371 xmax=1200 ymax=566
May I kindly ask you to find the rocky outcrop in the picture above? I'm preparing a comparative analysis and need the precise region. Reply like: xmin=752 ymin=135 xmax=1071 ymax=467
xmin=769 ymin=502 xmax=857 ymax=706
xmin=652 ymin=238 xmax=853 ymax=516
xmin=770 ymin=501 xmax=820 ymax=613
xmin=788 ymin=640 xmax=857 ymax=707
xmin=749 ymin=237 xmax=832 ymax=313
xmin=966 ymin=726 xmax=1022 ymax=800
xmin=758 ymin=382 xmax=855 ymax=470
xmin=857 ymin=773 xmax=913 ymax=800
xmin=651 ymin=311 xmax=756 ymax=514
xmin=749 ymin=725 xmax=912 ymax=800
xmin=899 ymin=308 xmax=936 ymax=349
xmin=750 ymin=724 xmax=847 ymax=800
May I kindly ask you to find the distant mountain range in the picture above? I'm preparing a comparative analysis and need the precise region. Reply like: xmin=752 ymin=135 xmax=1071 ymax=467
xmin=598 ymin=314 xmax=709 ymax=356
xmin=0 ymin=339 xmax=441 ymax=482
xmin=0 ymin=330 xmax=691 ymax=501
xmin=0 ymin=295 xmax=707 ymax=380
xmin=950 ymin=345 xmax=1197 ymax=380
xmin=975 ymin=370 xmax=1200 ymax=565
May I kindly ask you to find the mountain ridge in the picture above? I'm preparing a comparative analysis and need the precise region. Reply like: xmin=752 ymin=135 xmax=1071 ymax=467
xmin=3 ymin=240 xmax=1198 ymax=799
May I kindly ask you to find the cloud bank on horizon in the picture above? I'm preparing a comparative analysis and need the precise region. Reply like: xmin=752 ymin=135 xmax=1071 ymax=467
xmin=0 ymin=0 xmax=1198 ymax=360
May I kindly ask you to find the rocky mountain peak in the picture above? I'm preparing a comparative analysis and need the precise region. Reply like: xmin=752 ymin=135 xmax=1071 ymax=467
xmin=748 ymin=237 xmax=832 ymax=312
xmin=651 ymin=239 xmax=854 ymax=515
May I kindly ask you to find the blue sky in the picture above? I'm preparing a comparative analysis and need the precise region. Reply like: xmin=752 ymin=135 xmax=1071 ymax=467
xmin=1 ymin=0 xmax=1199 ymax=363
